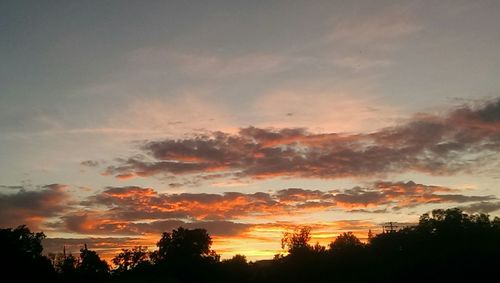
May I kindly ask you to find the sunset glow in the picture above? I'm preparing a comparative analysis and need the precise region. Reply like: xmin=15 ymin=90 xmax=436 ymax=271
xmin=1 ymin=1 xmax=500 ymax=264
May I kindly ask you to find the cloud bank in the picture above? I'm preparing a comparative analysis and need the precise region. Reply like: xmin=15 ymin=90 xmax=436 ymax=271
xmin=48 ymin=181 xmax=493 ymax=236
xmin=103 ymin=99 xmax=500 ymax=181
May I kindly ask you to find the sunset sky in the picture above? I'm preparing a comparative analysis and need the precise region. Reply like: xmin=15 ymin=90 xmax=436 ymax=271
xmin=1 ymin=0 xmax=500 ymax=262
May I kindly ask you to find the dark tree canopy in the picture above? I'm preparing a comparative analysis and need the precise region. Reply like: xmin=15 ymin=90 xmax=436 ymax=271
xmin=78 ymin=245 xmax=109 ymax=280
xmin=112 ymin=246 xmax=149 ymax=272
xmin=0 ymin=225 xmax=45 ymax=255
xmin=329 ymin=232 xmax=364 ymax=253
xmin=59 ymin=253 xmax=78 ymax=275
xmin=156 ymin=226 xmax=218 ymax=263
xmin=3 ymin=208 xmax=500 ymax=283
xmin=0 ymin=225 xmax=55 ymax=280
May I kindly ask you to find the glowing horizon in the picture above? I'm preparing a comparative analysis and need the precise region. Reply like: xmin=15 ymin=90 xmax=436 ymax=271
xmin=1 ymin=0 xmax=500 ymax=264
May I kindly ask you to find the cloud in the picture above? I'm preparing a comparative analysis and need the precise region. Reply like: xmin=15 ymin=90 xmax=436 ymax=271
xmin=332 ymin=56 xmax=392 ymax=71
xmin=460 ymin=201 xmax=500 ymax=214
xmin=329 ymin=3 xmax=423 ymax=46
xmin=46 ymin=219 xmax=382 ymax=261
xmin=43 ymin=237 xmax=147 ymax=263
xmin=41 ymin=180 xmax=494 ymax=260
xmin=59 ymin=209 xmax=253 ymax=238
xmin=335 ymin=181 xmax=494 ymax=210
xmin=81 ymin=160 xmax=99 ymax=167
xmin=127 ymin=48 xmax=288 ymax=78
xmin=105 ymin=94 xmax=236 ymax=139
xmin=57 ymin=181 xmax=493 ymax=236
xmin=0 ymin=185 xmax=24 ymax=190
xmin=0 ymin=184 xmax=70 ymax=229
xmin=252 ymin=91 xmax=398 ymax=133
xmin=42 ymin=219 xmax=379 ymax=262
xmin=104 ymin=98 xmax=500 ymax=181
xmin=83 ymin=186 xmax=279 ymax=223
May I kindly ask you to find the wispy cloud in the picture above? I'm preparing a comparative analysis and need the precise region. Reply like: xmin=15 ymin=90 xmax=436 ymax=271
xmin=328 ymin=3 xmax=422 ymax=46
xmin=318 ymin=3 xmax=424 ymax=73
xmin=332 ymin=56 xmax=392 ymax=71
xmin=127 ymin=48 xmax=289 ymax=79
xmin=252 ymin=90 xmax=397 ymax=133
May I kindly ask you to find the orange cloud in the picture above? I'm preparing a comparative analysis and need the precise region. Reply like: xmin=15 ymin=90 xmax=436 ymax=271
xmin=53 ymin=181 xmax=493 ymax=238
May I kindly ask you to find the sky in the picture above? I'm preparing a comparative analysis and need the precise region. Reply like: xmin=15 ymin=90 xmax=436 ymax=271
xmin=1 ymin=0 xmax=500 ymax=262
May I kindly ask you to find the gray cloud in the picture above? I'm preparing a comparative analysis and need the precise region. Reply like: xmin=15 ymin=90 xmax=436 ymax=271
xmin=0 ymin=184 xmax=69 ymax=229
xmin=460 ymin=201 xmax=500 ymax=214
xmin=0 ymin=185 xmax=24 ymax=190
xmin=81 ymin=160 xmax=99 ymax=167
xmin=104 ymin=99 xmax=500 ymax=181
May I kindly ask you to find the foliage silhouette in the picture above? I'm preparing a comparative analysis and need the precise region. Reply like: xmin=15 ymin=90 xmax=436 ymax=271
xmin=329 ymin=231 xmax=364 ymax=253
xmin=220 ymin=254 xmax=251 ymax=283
xmin=154 ymin=226 xmax=220 ymax=282
xmin=0 ymin=225 xmax=55 ymax=280
xmin=50 ymin=251 xmax=78 ymax=280
xmin=280 ymin=226 xmax=312 ymax=255
xmin=3 ymin=208 xmax=500 ymax=283
xmin=78 ymin=244 xmax=110 ymax=281
xmin=155 ymin=226 xmax=219 ymax=266
xmin=112 ymin=246 xmax=149 ymax=273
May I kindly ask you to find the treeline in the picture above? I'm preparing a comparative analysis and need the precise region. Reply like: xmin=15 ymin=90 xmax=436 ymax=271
xmin=1 ymin=208 xmax=500 ymax=282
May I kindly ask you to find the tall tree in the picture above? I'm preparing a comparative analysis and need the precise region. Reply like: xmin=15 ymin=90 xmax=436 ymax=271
xmin=281 ymin=226 xmax=312 ymax=255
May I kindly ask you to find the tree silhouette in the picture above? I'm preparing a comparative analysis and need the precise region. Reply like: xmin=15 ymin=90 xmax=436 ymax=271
xmin=220 ymin=254 xmax=251 ymax=283
xmin=77 ymin=244 xmax=109 ymax=281
xmin=0 ymin=225 xmax=55 ymax=280
xmin=60 ymin=253 xmax=78 ymax=279
xmin=367 ymin=229 xmax=374 ymax=243
xmin=368 ymin=208 xmax=500 ymax=282
xmin=112 ymin=246 xmax=149 ymax=273
xmin=3 ymin=208 xmax=500 ymax=283
xmin=51 ymin=251 xmax=78 ymax=277
xmin=156 ymin=227 xmax=218 ymax=263
xmin=281 ymin=226 xmax=312 ymax=255
xmin=154 ymin=227 xmax=220 ymax=282
xmin=329 ymin=232 xmax=364 ymax=253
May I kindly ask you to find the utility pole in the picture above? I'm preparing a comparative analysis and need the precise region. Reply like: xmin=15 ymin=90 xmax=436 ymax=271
xmin=383 ymin=222 xmax=398 ymax=233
